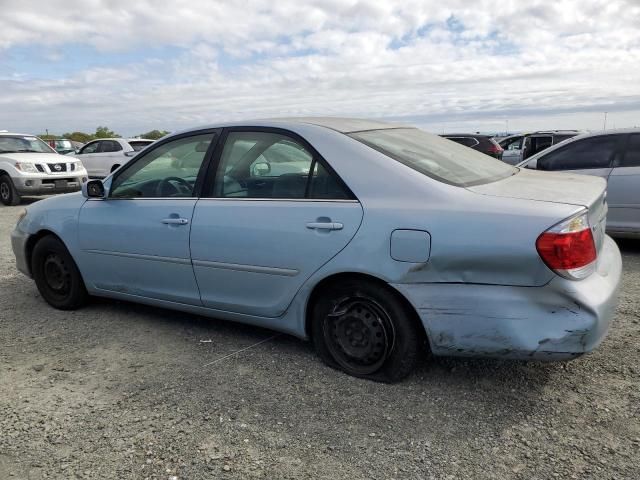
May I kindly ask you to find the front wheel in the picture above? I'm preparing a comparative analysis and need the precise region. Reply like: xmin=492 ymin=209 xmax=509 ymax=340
xmin=31 ymin=235 xmax=88 ymax=310
xmin=311 ymin=279 xmax=423 ymax=383
xmin=0 ymin=174 xmax=21 ymax=206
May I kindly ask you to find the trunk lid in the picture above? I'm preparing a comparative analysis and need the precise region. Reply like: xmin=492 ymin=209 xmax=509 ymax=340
xmin=468 ymin=169 xmax=608 ymax=252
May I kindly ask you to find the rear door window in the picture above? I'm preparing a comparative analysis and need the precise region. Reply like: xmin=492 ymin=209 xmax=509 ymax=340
xmin=79 ymin=141 xmax=100 ymax=154
xmin=619 ymin=134 xmax=640 ymax=167
xmin=212 ymin=131 xmax=353 ymax=199
xmin=537 ymin=136 xmax=620 ymax=171
xmin=529 ymin=136 xmax=553 ymax=155
xmin=446 ymin=137 xmax=478 ymax=148
xmin=101 ymin=140 xmax=123 ymax=153
xmin=502 ymin=136 xmax=523 ymax=150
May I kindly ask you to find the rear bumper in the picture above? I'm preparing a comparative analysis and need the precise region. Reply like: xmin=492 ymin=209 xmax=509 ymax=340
xmin=392 ymin=235 xmax=622 ymax=360
xmin=12 ymin=175 xmax=86 ymax=196
xmin=11 ymin=227 xmax=31 ymax=277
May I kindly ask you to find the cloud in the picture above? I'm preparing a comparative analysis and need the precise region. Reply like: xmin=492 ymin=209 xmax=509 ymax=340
xmin=0 ymin=0 xmax=639 ymax=135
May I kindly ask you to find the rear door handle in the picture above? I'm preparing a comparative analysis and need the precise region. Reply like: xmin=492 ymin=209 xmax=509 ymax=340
xmin=162 ymin=217 xmax=189 ymax=225
xmin=306 ymin=222 xmax=343 ymax=231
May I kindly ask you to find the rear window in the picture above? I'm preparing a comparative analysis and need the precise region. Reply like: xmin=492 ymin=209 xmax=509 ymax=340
xmin=129 ymin=141 xmax=153 ymax=152
xmin=445 ymin=137 xmax=478 ymax=148
xmin=349 ymin=128 xmax=516 ymax=187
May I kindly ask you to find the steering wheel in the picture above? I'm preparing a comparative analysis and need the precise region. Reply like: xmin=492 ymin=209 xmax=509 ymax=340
xmin=155 ymin=177 xmax=192 ymax=197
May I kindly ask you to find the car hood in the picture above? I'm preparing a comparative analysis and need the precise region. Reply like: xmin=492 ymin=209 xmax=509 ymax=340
xmin=468 ymin=168 xmax=606 ymax=208
xmin=0 ymin=152 xmax=65 ymax=163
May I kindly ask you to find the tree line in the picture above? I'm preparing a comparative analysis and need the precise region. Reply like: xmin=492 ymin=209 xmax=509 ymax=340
xmin=38 ymin=127 xmax=170 ymax=143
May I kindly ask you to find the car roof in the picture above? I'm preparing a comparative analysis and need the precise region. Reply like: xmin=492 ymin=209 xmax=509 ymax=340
xmin=171 ymin=117 xmax=410 ymax=136
xmin=441 ymin=133 xmax=491 ymax=138
xmin=0 ymin=132 xmax=41 ymax=137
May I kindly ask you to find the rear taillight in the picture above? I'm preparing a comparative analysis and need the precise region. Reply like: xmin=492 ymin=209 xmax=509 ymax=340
xmin=487 ymin=143 xmax=503 ymax=154
xmin=536 ymin=210 xmax=597 ymax=280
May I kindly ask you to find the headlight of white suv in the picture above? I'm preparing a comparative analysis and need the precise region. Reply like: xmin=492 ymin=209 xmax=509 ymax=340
xmin=14 ymin=162 xmax=39 ymax=173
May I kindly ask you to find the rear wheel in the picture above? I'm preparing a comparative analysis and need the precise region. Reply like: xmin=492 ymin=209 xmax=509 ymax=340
xmin=311 ymin=279 xmax=422 ymax=383
xmin=0 ymin=174 xmax=21 ymax=206
xmin=31 ymin=235 xmax=88 ymax=310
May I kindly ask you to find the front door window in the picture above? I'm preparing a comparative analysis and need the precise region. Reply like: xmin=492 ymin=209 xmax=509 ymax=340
xmin=110 ymin=133 xmax=215 ymax=198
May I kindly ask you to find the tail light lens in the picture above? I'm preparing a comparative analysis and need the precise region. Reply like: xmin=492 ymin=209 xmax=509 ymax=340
xmin=536 ymin=210 xmax=597 ymax=280
xmin=487 ymin=143 xmax=503 ymax=154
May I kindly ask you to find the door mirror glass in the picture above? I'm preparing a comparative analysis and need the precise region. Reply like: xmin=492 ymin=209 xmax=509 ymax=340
xmin=82 ymin=179 xmax=106 ymax=198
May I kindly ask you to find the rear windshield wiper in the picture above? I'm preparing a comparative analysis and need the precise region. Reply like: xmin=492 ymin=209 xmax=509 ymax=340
xmin=16 ymin=149 xmax=42 ymax=153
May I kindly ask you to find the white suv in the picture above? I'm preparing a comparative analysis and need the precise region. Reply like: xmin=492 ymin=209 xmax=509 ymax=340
xmin=73 ymin=138 xmax=154 ymax=178
xmin=0 ymin=133 xmax=88 ymax=206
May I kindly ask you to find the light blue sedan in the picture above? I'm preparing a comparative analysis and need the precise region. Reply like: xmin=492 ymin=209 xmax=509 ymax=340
xmin=11 ymin=118 xmax=622 ymax=382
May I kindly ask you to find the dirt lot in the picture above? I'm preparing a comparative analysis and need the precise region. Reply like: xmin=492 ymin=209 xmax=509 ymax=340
xmin=0 ymin=201 xmax=639 ymax=480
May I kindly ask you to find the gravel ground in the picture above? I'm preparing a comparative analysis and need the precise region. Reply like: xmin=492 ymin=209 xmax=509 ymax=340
xmin=1 ymin=201 xmax=639 ymax=480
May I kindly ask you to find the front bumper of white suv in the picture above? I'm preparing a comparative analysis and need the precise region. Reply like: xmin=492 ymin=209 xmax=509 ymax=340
xmin=13 ymin=173 xmax=88 ymax=195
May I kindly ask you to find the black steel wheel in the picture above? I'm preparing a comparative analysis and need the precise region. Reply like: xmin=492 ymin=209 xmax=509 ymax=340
xmin=312 ymin=278 xmax=423 ymax=383
xmin=32 ymin=235 xmax=88 ymax=310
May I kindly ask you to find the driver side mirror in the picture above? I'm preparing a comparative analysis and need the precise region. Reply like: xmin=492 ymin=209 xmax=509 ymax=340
xmin=82 ymin=179 xmax=106 ymax=199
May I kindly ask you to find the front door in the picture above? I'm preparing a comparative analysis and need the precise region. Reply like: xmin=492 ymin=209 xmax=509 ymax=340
xmin=78 ymin=131 xmax=218 ymax=304
xmin=500 ymin=136 xmax=523 ymax=165
xmin=190 ymin=129 xmax=363 ymax=317
xmin=608 ymin=133 xmax=640 ymax=234
xmin=76 ymin=140 xmax=102 ymax=177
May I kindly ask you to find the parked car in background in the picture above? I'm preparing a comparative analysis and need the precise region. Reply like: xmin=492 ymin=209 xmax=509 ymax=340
xmin=440 ymin=133 xmax=503 ymax=159
xmin=46 ymin=138 xmax=76 ymax=155
xmin=520 ymin=129 xmax=640 ymax=238
xmin=0 ymin=132 xmax=87 ymax=205
xmin=500 ymin=130 xmax=580 ymax=165
xmin=73 ymin=138 xmax=154 ymax=178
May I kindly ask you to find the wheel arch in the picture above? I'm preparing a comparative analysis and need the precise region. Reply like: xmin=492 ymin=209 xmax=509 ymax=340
xmin=304 ymin=271 xmax=428 ymax=345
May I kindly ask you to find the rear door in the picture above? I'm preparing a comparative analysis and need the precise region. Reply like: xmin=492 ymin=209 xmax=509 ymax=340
xmin=607 ymin=133 xmax=640 ymax=234
xmin=190 ymin=128 xmax=363 ymax=318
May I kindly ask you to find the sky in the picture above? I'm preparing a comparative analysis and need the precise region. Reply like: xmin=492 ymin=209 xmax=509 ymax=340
xmin=0 ymin=0 xmax=639 ymax=137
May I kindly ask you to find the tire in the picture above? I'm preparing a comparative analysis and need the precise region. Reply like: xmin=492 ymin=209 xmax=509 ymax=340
xmin=311 ymin=279 xmax=422 ymax=383
xmin=0 ymin=174 xmax=21 ymax=206
xmin=31 ymin=235 xmax=88 ymax=310
xmin=110 ymin=164 xmax=120 ymax=173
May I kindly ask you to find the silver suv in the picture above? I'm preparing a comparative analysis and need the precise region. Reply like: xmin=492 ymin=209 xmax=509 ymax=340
xmin=499 ymin=130 xmax=580 ymax=165
xmin=0 ymin=132 xmax=88 ymax=205
xmin=520 ymin=129 xmax=640 ymax=238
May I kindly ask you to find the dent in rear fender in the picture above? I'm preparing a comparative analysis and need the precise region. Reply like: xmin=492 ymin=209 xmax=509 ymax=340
xmin=391 ymin=268 xmax=619 ymax=358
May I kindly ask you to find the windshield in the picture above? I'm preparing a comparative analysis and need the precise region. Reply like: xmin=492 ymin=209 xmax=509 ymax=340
xmin=349 ymin=128 xmax=516 ymax=187
xmin=0 ymin=135 xmax=56 ymax=154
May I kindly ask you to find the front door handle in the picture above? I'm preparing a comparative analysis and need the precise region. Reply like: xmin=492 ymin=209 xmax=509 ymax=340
xmin=162 ymin=217 xmax=189 ymax=225
xmin=306 ymin=221 xmax=343 ymax=231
